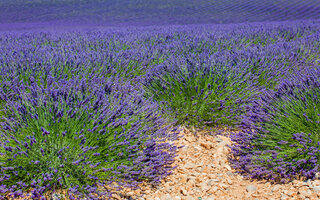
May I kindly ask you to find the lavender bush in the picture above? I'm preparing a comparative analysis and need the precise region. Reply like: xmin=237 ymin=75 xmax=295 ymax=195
xmin=0 ymin=75 xmax=178 ymax=199
xmin=144 ymin=55 xmax=258 ymax=129
xmin=230 ymin=66 xmax=320 ymax=182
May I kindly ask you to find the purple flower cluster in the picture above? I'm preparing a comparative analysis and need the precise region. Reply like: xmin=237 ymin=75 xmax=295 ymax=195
xmin=230 ymin=66 xmax=320 ymax=182
xmin=0 ymin=75 xmax=179 ymax=199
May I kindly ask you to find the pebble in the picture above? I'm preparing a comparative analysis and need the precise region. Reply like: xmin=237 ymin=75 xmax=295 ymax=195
xmin=226 ymin=171 xmax=233 ymax=176
xmin=209 ymin=186 xmax=218 ymax=193
xmin=200 ymin=142 xmax=212 ymax=149
xmin=298 ymin=189 xmax=311 ymax=198
xmin=307 ymin=179 xmax=313 ymax=188
xmin=224 ymin=165 xmax=231 ymax=171
xmin=246 ymin=185 xmax=257 ymax=193
xmin=174 ymin=196 xmax=181 ymax=200
xmin=271 ymin=185 xmax=281 ymax=192
xmin=166 ymin=187 xmax=173 ymax=193
xmin=219 ymin=183 xmax=229 ymax=189
xmin=293 ymin=180 xmax=301 ymax=186
xmin=313 ymin=186 xmax=320 ymax=192
xmin=313 ymin=180 xmax=320 ymax=186
xmin=180 ymin=188 xmax=188 ymax=196
xmin=51 ymin=193 xmax=65 ymax=200
xmin=207 ymin=179 xmax=219 ymax=186
xmin=184 ymin=162 xmax=195 ymax=169
xmin=207 ymin=197 xmax=215 ymax=200
xmin=200 ymin=183 xmax=210 ymax=192
xmin=181 ymin=146 xmax=189 ymax=152
xmin=280 ymin=193 xmax=288 ymax=200
xmin=161 ymin=194 xmax=172 ymax=200
xmin=286 ymin=191 xmax=294 ymax=196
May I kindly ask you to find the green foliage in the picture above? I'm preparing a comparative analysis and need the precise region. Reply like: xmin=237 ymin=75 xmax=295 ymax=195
xmin=145 ymin=63 xmax=255 ymax=129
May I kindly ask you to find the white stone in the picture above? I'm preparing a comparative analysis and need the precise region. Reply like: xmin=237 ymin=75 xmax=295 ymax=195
xmin=246 ymin=185 xmax=257 ymax=193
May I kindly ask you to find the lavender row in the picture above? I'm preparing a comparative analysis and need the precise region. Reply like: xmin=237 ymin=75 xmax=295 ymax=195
xmin=0 ymin=75 xmax=179 ymax=199
xmin=0 ymin=20 xmax=320 ymax=198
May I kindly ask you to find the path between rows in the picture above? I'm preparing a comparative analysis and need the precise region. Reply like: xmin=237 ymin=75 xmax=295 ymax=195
xmin=112 ymin=128 xmax=320 ymax=200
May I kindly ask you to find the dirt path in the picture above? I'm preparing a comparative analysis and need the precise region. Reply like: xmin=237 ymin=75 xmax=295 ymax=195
xmin=112 ymin=128 xmax=320 ymax=200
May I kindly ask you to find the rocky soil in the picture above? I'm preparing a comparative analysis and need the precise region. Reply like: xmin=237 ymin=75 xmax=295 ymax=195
xmin=111 ymin=127 xmax=320 ymax=200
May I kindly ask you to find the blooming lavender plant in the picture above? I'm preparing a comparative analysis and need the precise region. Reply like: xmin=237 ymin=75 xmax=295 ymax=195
xmin=144 ymin=55 xmax=258 ymax=129
xmin=230 ymin=66 xmax=320 ymax=182
xmin=0 ymin=75 xmax=178 ymax=199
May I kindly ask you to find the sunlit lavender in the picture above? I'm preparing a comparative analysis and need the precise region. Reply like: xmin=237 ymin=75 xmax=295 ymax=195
xmin=1 ymin=0 xmax=320 ymax=199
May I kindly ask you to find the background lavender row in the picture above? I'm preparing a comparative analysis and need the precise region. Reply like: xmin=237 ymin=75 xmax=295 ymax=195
xmin=1 ymin=20 xmax=320 ymax=84
xmin=0 ymin=0 xmax=319 ymax=26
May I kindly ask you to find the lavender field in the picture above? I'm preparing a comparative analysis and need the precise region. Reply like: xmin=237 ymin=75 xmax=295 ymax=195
xmin=1 ymin=1 xmax=320 ymax=200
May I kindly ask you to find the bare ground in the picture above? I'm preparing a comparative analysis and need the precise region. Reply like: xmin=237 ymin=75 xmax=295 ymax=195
xmin=111 ymin=127 xmax=320 ymax=200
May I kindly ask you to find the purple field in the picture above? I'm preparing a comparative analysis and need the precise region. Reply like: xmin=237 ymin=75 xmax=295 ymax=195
xmin=1 ymin=1 xmax=320 ymax=199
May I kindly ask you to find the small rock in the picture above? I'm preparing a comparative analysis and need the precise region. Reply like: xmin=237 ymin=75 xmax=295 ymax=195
xmin=187 ymin=177 xmax=196 ymax=184
xmin=227 ymin=179 xmax=232 ymax=185
xmin=246 ymin=185 xmax=257 ymax=193
xmin=313 ymin=180 xmax=320 ymax=186
xmin=207 ymin=197 xmax=215 ymax=200
xmin=180 ymin=188 xmax=188 ymax=196
xmin=214 ymin=137 xmax=223 ymax=143
xmin=166 ymin=186 xmax=173 ymax=193
xmin=181 ymin=146 xmax=189 ymax=152
xmin=315 ymin=172 xmax=320 ymax=179
xmin=127 ymin=192 xmax=134 ymax=196
xmin=293 ymin=180 xmax=301 ymax=187
xmin=226 ymin=171 xmax=233 ymax=176
xmin=200 ymin=142 xmax=212 ymax=149
xmin=287 ymin=191 xmax=294 ymax=196
xmin=111 ymin=194 xmax=122 ymax=200
xmin=174 ymin=196 xmax=181 ymax=200
xmin=313 ymin=186 xmax=320 ymax=192
xmin=307 ymin=179 xmax=313 ymax=188
xmin=280 ymin=193 xmax=288 ymax=200
xmin=224 ymin=165 xmax=231 ymax=171
xmin=184 ymin=162 xmax=195 ymax=169
xmin=185 ymin=196 xmax=194 ymax=200
xmin=51 ymin=193 xmax=65 ymax=200
xmin=209 ymin=164 xmax=215 ymax=168
xmin=298 ymin=189 xmax=311 ymax=198
xmin=144 ymin=189 xmax=151 ymax=194
xmin=161 ymin=194 xmax=172 ymax=200
xmin=209 ymin=186 xmax=218 ymax=193
xmin=208 ymin=179 xmax=219 ymax=185
xmin=199 ymin=182 xmax=210 ymax=192
xmin=219 ymin=183 xmax=229 ymax=189
xmin=271 ymin=185 xmax=281 ymax=192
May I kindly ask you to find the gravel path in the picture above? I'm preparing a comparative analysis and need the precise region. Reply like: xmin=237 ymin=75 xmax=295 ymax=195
xmin=112 ymin=128 xmax=320 ymax=200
